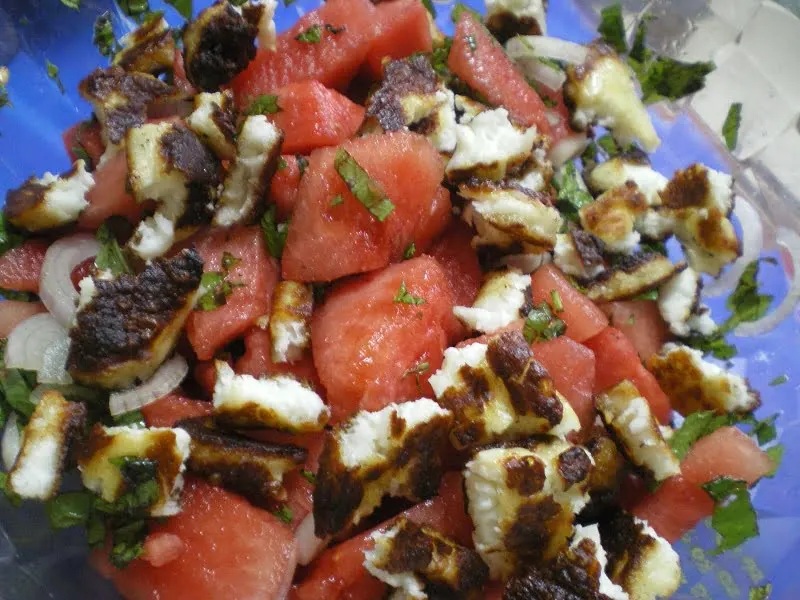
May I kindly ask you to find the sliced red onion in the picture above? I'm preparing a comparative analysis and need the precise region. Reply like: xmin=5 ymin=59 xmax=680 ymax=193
xmin=507 ymin=35 xmax=589 ymax=65
xmin=705 ymin=197 xmax=763 ymax=297
xmin=735 ymin=227 xmax=800 ymax=337
xmin=295 ymin=513 xmax=329 ymax=565
xmin=548 ymin=133 xmax=590 ymax=167
xmin=109 ymin=355 xmax=189 ymax=416
xmin=2 ymin=414 xmax=21 ymax=470
xmin=5 ymin=313 xmax=71 ymax=380
xmin=39 ymin=234 xmax=100 ymax=327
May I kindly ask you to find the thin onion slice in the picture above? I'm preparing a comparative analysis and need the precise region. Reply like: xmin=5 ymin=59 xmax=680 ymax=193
xmin=295 ymin=513 xmax=329 ymax=566
xmin=2 ymin=414 xmax=21 ymax=471
xmin=109 ymin=355 xmax=189 ymax=416
xmin=507 ymin=35 xmax=589 ymax=65
xmin=705 ymin=197 xmax=763 ymax=297
xmin=5 ymin=313 xmax=71 ymax=382
xmin=548 ymin=133 xmax=590 ymax=167
xmin=39 ymin=234 xmax=101 ymax=327
xmin=735 ymin=227 xmax=800 ymax=337
xmin=505 ymin=37 xmax=567 ymax=90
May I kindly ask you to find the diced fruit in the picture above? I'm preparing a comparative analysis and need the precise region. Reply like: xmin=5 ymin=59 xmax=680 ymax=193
xmin=142 ymin=393 xmax=212 ymax=428
xmin=530 ymin=336 xmax=596 ymax=429
xmin=365 ymin=0 xmax=433 ymax=78
xmin=0 ymin=239 xmax=49 ymax=293
xmin=229 ymin=0 xmax=379 ymax=106
xmin=186 ymin=227 xmax=280 ymax=360
xmin=600 ymin=300 xmax=669 ymax=361
xmin=448 ymin=12 xmax=553 ymax=136
xmin=270 ymin=155 xmax=303 ymax=220
xmin=141 ymin=533 xmax=185 ymax=568
xmin=77 ymin=150 xmax=144 ymax=230
xmin=282 ymin=132 xmax=448 ymax=282
xmin=95 ymin=478 xmax=297 ymax=600
xmin=530 ymin=264 xmax=608 ymax=343
xmin=583 ymin=327 xmax=672 ymax=424
xmin=235 ymin=327 xmax=323 ymax=393
xmin=291 ymin=472 xmax=469 ymax=599
xmin=681 ymin=426 xmax=774 ymax=488
xmin=268 ymin=82 xmax=365 ymax=155
xmin=312 ymin=256 xmax=454 ymax=423
xmin=632 ymin=475 xmax=714 ymax=543
xmin=0 ymin=301 xmax=47 ymax=338
xmin=63 ymin=120 xmax=105 ymax=166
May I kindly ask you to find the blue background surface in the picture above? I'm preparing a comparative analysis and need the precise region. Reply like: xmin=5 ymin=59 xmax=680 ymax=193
xmin=0 ymin=0 xmax=799 ymax=598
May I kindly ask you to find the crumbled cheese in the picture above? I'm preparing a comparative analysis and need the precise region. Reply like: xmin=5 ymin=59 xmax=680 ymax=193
xmin=553 ymin=233 xmax=606 ymax=279
xmin=657 ymin=267 xmax=700 ymax=337
xmin=213 ymin=361 xmax=329 ymax=431
xmin=454 ymin=94 xmax=488 ymax=124
xmin=579 ymin=183 xmax=648 ymax=254
xmin=453 ymin=269 xmax=532 ymax=334
xmin=129 ymin=212 xmax=176 ymax=261
xmin=426 ymin=88 xmax=458 ymax=154
xmin=77 ymin=276 xmax=98 ymax=312
xmin=270 ymin=281 xmax=313 ymax=363
xmin=255 ymin=0 xmax=278 ymax=50
xmin=587 ymin=158 xmax=668 ymax=206
xmin=187 ymin=91 xmax=237 ymax=160
xmin=570 ymin=525 xmax=630 ymax=600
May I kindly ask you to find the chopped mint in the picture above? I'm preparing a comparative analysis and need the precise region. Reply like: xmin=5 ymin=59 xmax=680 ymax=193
xmin=702 ymin=477 xmax=759 ymax=554
xmin=245 ymin=94 xmax=281 ymax=115
xmin=393 ymin=281 xmax=425 ymax=305
xmin=722 ymin=102 xmax=743 ymax=152
xmin=598 ymin=3 xmax=627 ymax=54
xmin=334 ymin=149 xmax=395 ymax=222
xmin=96 ymin=223 xmax=133 ymax=276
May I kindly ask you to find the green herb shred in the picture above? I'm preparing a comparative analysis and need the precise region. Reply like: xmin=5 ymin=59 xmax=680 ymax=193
xmin=723 ymin=102 xmax=743 ymax=152
xmin=334 ymin=149 xmax=395 ymax=222
xmin=553 ymin=162 xmax=593 ymax=220
xmin=96 ymin=223 xmax=133 ymax=276
xmin=702 ymin=477 xmax=759 ymax=554
xmin=245 ymin=94 xmax=281 ymax=115
xmin=260 ymin=205 xmax=290 ymax=259
xmin=769 ymin=374 xmax=788 ymax=387
xmin=45 ymin=59 xmax=65 ymax=94
xmin=598 ymin=3 xmax=627 ymax=54
xmin=295 ymin=24 xmax=322 ymax=44
xmin=523 ymin=302 xmax=566 ymax=343
xmin=393 ymin=281 xmax=425 ymax=305
xmin=403 ymin=242 xmax=416 ymax=260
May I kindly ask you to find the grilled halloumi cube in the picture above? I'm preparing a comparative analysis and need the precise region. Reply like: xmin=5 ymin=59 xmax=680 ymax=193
xmin=67 ymin=249 xmax=203 ymax=390
xmin=113 ymin=14 xmax=176 ymax=75
xmin=565 ymin=45 xmax=660 ymax=153
xmin=485 ymin=0 xmax=547 ymax=44
xmin=187 ymin=91 xmax=238 ymax=161
xmin=177 ymin=417 xmax=306 ymax=509
xmin=657 ymin=267 xmax=702 ymax=337
xmin=270 ymin=280 xmax=313 ymax=364
xmin=571 ymin=525 xmax=631 ymax=600
xmin=596 ymin=381 xmax=680 ymax=482
xmin=79 ymin=67 xmax=176 ymax=148
xmin=183 ymin=1 xmax=258 ymax=91
xmin=583 ymin=252 xmax=684 ymax=303
xmin=647 ymin=343 xmax=760 ymax=416
xmin=446 ymin=108 xmax=540 ymax=182
xmin=313 ymin=399 xmax=452 ymax=538
xmin=241 ymin=0 xmax=278 ymax=51
xmin=214 ymin=115 xmax=283 ymax=226
xmin=464 ymin=438 xmax=593 ymax=580
xmin=363 ymin=517 xmax=489 ymax=600
xmin=6 ymin=391 xmax=86 ymax=500
xmin=579 ymin=183 xmax=648 ymax=254
xmin=4 ymin=161 xmax=93 ymax=231
xmin=553 ymin=230 xmax=607 ymax=280
xmin=454 ymin=94 xmax=488 ymax=124
xmin=429 ymin=332 xmax=579 ymax=449
xmin=460 ymin=181 xmax=562 ymax=252
xmin=453 ymin=269 xmax=533 ymax=334
xmin=79 ymin=424 xmax=191 ymax=517
xmin=212 ymin=361 xmax=329 ymax=431
xmin=586 ymin=156 xmax=668 ymax=207
xmin=599 ymin=511 xmax=682 ymax=600
xmin=584 ymin=428 xmax=626 ymax=495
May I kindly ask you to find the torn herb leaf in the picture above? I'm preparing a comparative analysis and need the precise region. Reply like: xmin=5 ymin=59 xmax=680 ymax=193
xmin=334 ymin=149 xmax=395 ymax=222
xmin=723 ymin=102 xmax=743 ymax=152
xmin=93 ymin=13 xmax=119 ymax=58
xmin=430 ymin=37 xmax=453 ymax=79
xmin=634 ymin=56 xmax=715 ymax=104
xmin=118 ymin=0 xmax=150 ymax=18
xmin=451 ymin=3 xmax=482 ymax=24
xmin=166 ymin=0 xmax=192 ymax=20
xmin=295 ymin=24 xmax=322 ymax=44
xmin=46 ymin=491 xmax=94 ymax=529
xmin=245 ymin=94 xmax=281 ymax=115
xmin=550 ymin=290 xmax=564 ymax=312
xmin=669 ymin=411 xmax=732 ymax=460
xmin=393 ymin=281 xmax=425 ymax=305
xmin=0 ymin=214 xmax=25 ymax=256
xmin=260 ymin=205 xmax=289 ymax=259
xmin=45 ymin=59 xmax=65 ymax=94
xmin=597 ymin=3 xmax=627 ymax=54
xmin=523 ymin=302 xmax=566 ymax=343
xmin=274 ymin=504 xmax=293 ymax=524
xmin=277 ymin=157 xmax=288 ymax=171
xmin=300 ymin=469 xmax=316 ymax=485
xmin=404 ymin=361 xmax=430 ymax=377
xmin=197 ymin=271 xmax=240 ymax=311
xmin=330 ymin=194 xmax=344 ymax=207
xmin=113 ymin=409 xmax=146 ymax=428
xmin=726 ymin=260 xmax=773 ymax=328
xmin=702 ymin=476 xmax=758 ymax=554
xmin=553 ymin=162 xmax=593 ymax=220
xmin=765 ymin=445 xmax=783 ymax=477
xmin=749 ymin=583 xmax=772 ymax=600
xmin=769 ymin=374 xmax=788 ymax=387
xmin=403 ymin=242 xmax=416 ymax=260
xmin=683 ymin=329 xmax=737 ymax=361
xmin=60 ymin=0 xmax=80 ymax=9
xmin=96 ymin=223 xmax=133 ymax=276
xmin=629 ymin=14 xmax=654 ymax=63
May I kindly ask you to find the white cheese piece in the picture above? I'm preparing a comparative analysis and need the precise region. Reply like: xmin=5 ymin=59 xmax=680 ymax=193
xmin=453 ymin=269 xmax=532 ymax=334
xmin=454 ymin=94 xmax=488 ymax=124
xmin=213 ymin=361 xmax=329 ymax=431
xmin=126 ymin=122 xmax=189 ymax=212
xmin=270 ymin=281 xmax=313 ymax=364
xmin=187 ymin=91 xmax=237 ymax=160
xmin=657 ymin=267 xmax=700 ymax=337
xmin=77 ymin=275 xmax=99 ymax=312
xmin=427 ymin=89 xmax=458 ymax=154
xmin=255 ymin=0 xmax=277 ymax=50
xmin=553 ymin=233 xmax=606 ymax=279
xmin=579 ymin=184 xmax=648 ymax=254
xmin=588 ymin=158 xmax=668 ymax=207
xmin=365 ymin=524 xmax=427 ymax=599
xmin=570 ymin=525 xmax=630 ymax=600
xmin=129 ymin=212 xmax=176 ymax=261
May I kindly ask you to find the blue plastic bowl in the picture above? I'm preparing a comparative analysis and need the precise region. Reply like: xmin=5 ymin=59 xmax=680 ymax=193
xmin=1 ymin=0 xmax=799 ymax=598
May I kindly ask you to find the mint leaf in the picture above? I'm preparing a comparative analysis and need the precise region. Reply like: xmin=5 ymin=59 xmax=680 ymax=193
xmin=46 ymin=492 xmax=94 ymax=529
xmin=300 ymin=469 xmax=316 ymax=485
xmin=669 ymin=411 xmax=732 ymax=460
xmin=702 ymin=477 xmax=758 ymax=554
xmin=523 ymin=302 xmax=566 ymax=343
xmin=260 ymin=205 xmax=289 ymax=259
xmin=245 ymin=94 xmax=281 ymax=116
xmin=749 ymin=583 xmax=772 ymax=600
xmin=765 ymin=444 xmax=783 ymax=477
xmin=118 ymin=0 xmax=150 ymax=18
xmin=769 ymin=374 xmax=788 ymax=387
xmin=96 ymin=223 xmax=133 ymax=276
xmin=633 ymin=56 xmax=715 ymax=104
xmin=723 ymin=102 xmax=743 ymax=152
xmin=334 ymin=149 xmax=395 ymax=222
xmin=295 ymin=24 xmax=322 ymax=44
xmin=197 ymin=271 xmax=240 ymax=311
xmin=273 ymin=504 xmax=293 ymax=524
xmin=598 ymin=3 xmax=627 ymax=54
xmin=403 ymin=242 xmax=416 ymax=260
xmin=1 ymin=369 xmax=35 ymax=421
xmin=60 ymin=0 xmax=80 ymax=9
xmin=393 ymin=281 xmax=425 ymax=305
xmin=166 ymin=0 xmax=192 ymax=20
xmin=93 ymin=13 xmax=119 ymax=58
xmin=0 ymin=213 xmax=26 ymax=256
xmin=726 ymin=260 xmax=773 ymax=328
xmin=553 ymin=162 xmax=593 ymax=220
xmin=45 ymin=59 xmax=65 ymax=94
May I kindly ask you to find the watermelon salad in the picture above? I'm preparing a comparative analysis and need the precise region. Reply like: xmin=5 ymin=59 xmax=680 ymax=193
xmin=0 ymin=0 xmax=793 ymax=599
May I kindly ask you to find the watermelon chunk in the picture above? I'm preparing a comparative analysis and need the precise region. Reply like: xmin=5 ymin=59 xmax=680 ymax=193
xmin=186 ymin=227 xmax=280 ymax=361
xmin=530 ymin=336 xmax=596 ymax=429
xmin=229 ymin=0 xmax=379 ymax=107
xmin=142 ymin=393 xmax=212 ymax=428
xmin=270 ymin=155 xmax=304 ymax=220
xmin=77 ymin=149 xmax=144 ymax=230
xmin=0 ymin=239 xmax=49 ymax=293
xmin=632 ymin=475 xmax=714 ymax=543
xmin=269 ymin=82 xmax=365 ymax=155
xmin=448 ymin=12 xmax=553 ymax=136
xmin=235 ymin=327 xmax=323 ymax=393
xmin=96 ymin=478 xmax=297 ymax=600
xmin=600 ymin=300 xmax=669 ymax=361
xmin=583 ymin=327 xmax=672 ymax=424
xmin=63 ymin=120 xmax=105 ymax=166
xmin=312 ymin=256 xmax=454 ymax=423
xmin=365 ymin=0 xmax=433 ymax=78
xmin=0 ymin=301 xmax=47 ymax=338
xmin=530 ymin=264 xmax=608 ymax=343
xmin=282 ymin=132 xmax=448 ymax=282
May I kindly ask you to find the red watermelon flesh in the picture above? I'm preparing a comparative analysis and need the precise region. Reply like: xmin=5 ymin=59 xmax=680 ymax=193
xmin=63 ymin=120 xmax=105 ymax=166
xmin=77 ymin=150 xmax=144 ymax=230
xmin=95 ymin=478 xmax=297 ymax=600
xmin=281 ymin=132 xmax=447 ymax=282
xmin=270 ymin=155 xmax=304 ymax=220
xmin=141 ymin=393 xmax=212 ymax=428
xmin=269 ymin=81 xmax=365 ymax=155
xmin=229 ymin=0 xmax=379 ymax=107
xmin=0 ymin=239 xmax=48 ymax=293
xmin=235 ymin=327 xmax=323 ymax=393
xmin=186 ymin=227 xmax=280 ymax=360
xmin=365 ymin=0 xmax=433 ymax=78
xmin=448 ymin=12 xmax=553 ymax=136
xmin=312 ymin=256 xmax=454 ymax=423
xmin=600 ymin=300 xmax=669 ymax=361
